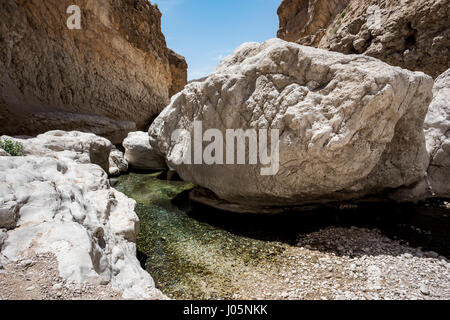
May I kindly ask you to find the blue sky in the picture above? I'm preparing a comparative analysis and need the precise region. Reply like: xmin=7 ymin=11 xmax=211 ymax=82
xmin=153 ymin=0 xmax=283 ymax=80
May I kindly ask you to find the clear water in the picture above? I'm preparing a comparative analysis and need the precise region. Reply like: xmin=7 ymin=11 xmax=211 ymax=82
xmin=115 ymin=172 xmax=450 ymax=300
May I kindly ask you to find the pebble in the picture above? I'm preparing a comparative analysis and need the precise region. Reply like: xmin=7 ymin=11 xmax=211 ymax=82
xmin=426 ymin=251 xmax=439 ymax=259
xmin=52 ymin=283 xmax=63 ymax=290
xmin=420 ymin=284 xmax=430 ymax=296
xmin=19 ymin=260 xmax=34 ymax=268
xmin=25 ymin=286 xmax=35 ymax=291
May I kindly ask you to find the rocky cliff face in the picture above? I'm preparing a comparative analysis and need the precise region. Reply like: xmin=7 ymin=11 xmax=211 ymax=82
xmin=0 ymin=0 xmax=187 ymax=143
xmin=277 ymin=0 xmax=450 ymax=78
xmin=278 ymin=0 xmax=350 ymax=45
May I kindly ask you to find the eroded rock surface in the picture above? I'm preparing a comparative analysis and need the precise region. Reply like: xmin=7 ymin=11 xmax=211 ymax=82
xmin=109 ymin=147 xmax=129 ymax=177
xmin=278 ymin=0 xmax=350 ymax=45
xmin=123 ymin=132 xmax=166 ymax=170
xmin=277 ymin=0 xmax=450 ymax=78
xmin=0 ymin=156 xmax=165 ymax=299
xmin=0 ymin=0 xmax=187 ymax=142
xmin=392 ymin=69 xmax=450 ymax=201
xmin=168 ymin=49 xmax=189 ymax=98
xmin=1 ymin=131 xmax=113 ymax=173
xmin=150 ymin=38 xmax=433 ymax=212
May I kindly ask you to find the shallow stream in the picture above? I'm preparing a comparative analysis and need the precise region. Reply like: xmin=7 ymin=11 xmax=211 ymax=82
xmin=115 ymin=172 xmax=450 ymax=300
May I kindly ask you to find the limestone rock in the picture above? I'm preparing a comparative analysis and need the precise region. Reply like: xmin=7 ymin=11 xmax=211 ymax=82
xmin=277 ymin=0 xmax=450 ymax=78
xmin=425 ymin=69 xmax=450 ymax=198
xmin=278 ymin=0 xmax=350 ymax=45
xmin=0 ymin=229 xmax=6 ymax=250
xmin=0 ymin=112 xmax=136 ymax=146
xmin=1 ymin=131 xmax=112 ymax=172
xmin=0 ymin=201 xmax=18 ymax=230
xmin=391 ymin=69 xmax=450 ymax=201
xmin=0 ymin=0 xmax=187 ymax=142
xmin=109 ymin=147 xmax=129 ymax=176
xmin=0 ymin=149 xmax=10 ymax=156
xmin=168 ymin=49 xmax=189 ymax=97
xmin=150 ymin=38 xmax=433 ymax=212
xmin=123 ymin=132 xmax=166 ymax=170
xmin=0 ymin=156 xmax=165 ymax=299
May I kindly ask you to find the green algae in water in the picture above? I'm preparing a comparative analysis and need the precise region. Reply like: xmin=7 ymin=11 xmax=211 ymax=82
xmin=115 ymin=173 xmax=287 ymax=300
xmin=115 ymin=173 xmax=450 ymax=300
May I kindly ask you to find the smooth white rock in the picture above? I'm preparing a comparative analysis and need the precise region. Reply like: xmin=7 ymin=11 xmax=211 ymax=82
xmin=0 ymin=131 xmax=112 ymax=172
xmin=123 ymin=131 xmax=166 ymax=170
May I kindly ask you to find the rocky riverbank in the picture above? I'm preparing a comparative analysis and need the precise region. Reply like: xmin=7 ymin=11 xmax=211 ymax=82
xmin=0 ymin=132 xmax=167 ymax=300
xmin=0 ymin=253 xmax=123 ymax=300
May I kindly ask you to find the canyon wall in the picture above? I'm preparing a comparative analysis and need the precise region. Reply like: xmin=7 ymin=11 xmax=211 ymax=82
xmin=0 ymin=0 xmax=187 ymax=144
xmin=277 ymin=0 xmax=450 ymax=78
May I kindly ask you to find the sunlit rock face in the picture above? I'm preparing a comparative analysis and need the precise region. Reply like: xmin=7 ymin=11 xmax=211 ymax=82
xmin=0 ymin=155 xmax=167 ymax=299
xmin=0 ymin=0 xmax=187 ymax=143
xmin=1 ymin=131 xmax=113 ymax=172
xmin=392 ymin=69 xmax=450 ymax=202
xmin=277 ymin=0 xmax=450 ymax=78
xmin=123 ymin=131 xmax=167 ymax=171
xmin=150 ymin=39 xmax=433 ymax=212
xmin=0 ymin=129 xmax=168 ymax=298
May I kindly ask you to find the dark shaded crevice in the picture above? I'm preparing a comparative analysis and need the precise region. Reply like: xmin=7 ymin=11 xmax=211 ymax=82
xmin=405 ymin=22 xmax=417 ymax=50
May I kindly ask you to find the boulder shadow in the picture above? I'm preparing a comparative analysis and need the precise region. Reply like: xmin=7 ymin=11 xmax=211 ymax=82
xmin=172 ymin=191 xmax=450 ymax=259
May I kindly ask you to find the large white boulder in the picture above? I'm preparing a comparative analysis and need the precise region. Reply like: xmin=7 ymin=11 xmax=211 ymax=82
xmin=426 ymin=69 xmax=450 ymax=198
xmin=149 ymin=38 xmax=433 ymax=212
xmin=0 ymin=156 xmax=164 ymax=299
xmin=392 ymin=69 xmax=450 ymax=201
xmin=123 ymin=131 xmax=166 ymax=170
xmin=1 ymin=131 xmax=112 ymax=172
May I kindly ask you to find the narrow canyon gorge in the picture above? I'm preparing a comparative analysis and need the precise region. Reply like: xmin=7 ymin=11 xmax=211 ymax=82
xmin=0 ymin=0 xmax=449 ymax=302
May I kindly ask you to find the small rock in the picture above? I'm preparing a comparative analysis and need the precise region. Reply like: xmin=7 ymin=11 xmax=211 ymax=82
xmin=425 ymin=251 xmax=439 ymax=259
xmin=25 ymin=286 xmax=35 ymax=291
xmin=420 ymin=284 xmax=430 ymax=296
xmin=19 ymin=259 xmax=34 ymax=268
xmin=52 ymin=283 xmax=63 ymax=290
